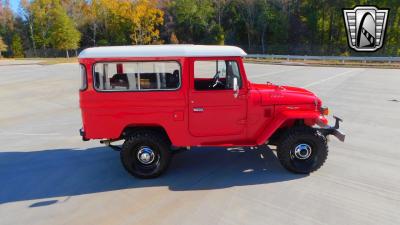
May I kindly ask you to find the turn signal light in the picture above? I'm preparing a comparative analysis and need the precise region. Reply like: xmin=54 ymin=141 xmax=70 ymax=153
xmin=321 ymin=107 xmax=329 ymax=115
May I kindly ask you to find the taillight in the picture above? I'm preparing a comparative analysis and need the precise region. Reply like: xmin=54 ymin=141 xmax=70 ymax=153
xmin=80 ymin=64 xmax=87 ymax=91
xmin=321 ymin=106 xmax=329 ymax=115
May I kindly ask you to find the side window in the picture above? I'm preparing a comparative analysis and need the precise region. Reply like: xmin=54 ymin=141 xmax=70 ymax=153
xmin=194 ymin=60 xmax=242 ymax=90
xmin=79 ymin=64 xmax=87 ymax=91
xmin=93 ymin=61 xmax=181 ymax=91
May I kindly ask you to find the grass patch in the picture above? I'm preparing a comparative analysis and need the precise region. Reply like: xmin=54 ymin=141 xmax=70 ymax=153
xmin=37 ymin=57 xmax=78 ymax=65
xmin=10 ymin=57 xmax=78 ymax=65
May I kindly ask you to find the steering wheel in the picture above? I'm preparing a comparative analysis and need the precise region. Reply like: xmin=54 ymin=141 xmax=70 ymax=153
xmin=209 ymin=71 xmax=224 ymax=88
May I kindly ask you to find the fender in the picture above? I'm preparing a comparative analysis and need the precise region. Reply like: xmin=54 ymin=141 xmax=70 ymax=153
xmin=255 ymin=110 xmax=321 ymax=145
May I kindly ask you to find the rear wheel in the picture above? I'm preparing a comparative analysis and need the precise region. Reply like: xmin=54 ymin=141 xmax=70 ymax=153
xmin=277 ymin=126 xmax=328 ymax=174
xmin=120 ymin=131 xmax=171 ymax=178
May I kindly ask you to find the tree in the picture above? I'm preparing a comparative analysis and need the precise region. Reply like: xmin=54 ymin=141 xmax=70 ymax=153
xmin=169 ymin=0 xmax=216 ymax=43
xmin=208 ymin=24 xmax=225 ymax=45
xmin=49 ymin=0 xmax=81 ymax=57
xmin=83 ymin=0 xmax=101 ymax=46
xmin=92 ymin=0 xmax=163 ymax=45
xmin=0 ymin=2 xmax=15 ymax=33
xmin=170 ymin=32 xmax=179 ymax=44
xmin=60 ymin=0 xmax=87 ymax=28
xmin=256 ymin=0 xmax=274 ymax=53
xmin=0 ymin=36 xmax=7 ymax=57
xmin=1 ymin=0 xmax=400 ymax=56
xmin=0 ymin=0 xmax=14 ymax=52
xmin=20 ymin=0 xmax=37 ymax=56
xmin=130 ymin=0 xmax=164 ymax=44
xmin=11 ymin=34 xmax=24 ymax=57
xmin=237 ymin=0 xmax=257 ymax=49
xmin=214 ymin=0 xmax=230 ymax=26
xmin=30 ymin=0 xmax=54 ymax=55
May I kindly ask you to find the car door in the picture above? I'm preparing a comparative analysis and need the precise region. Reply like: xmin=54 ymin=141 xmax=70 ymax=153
xmin=188 ymin=58 xmax=247 ymax=137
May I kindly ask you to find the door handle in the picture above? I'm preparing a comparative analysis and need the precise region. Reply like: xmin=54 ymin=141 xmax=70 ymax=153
xmin=193 ymin=107 xmax=204 ymax=112
xmin=238 ymin=94 xmax=247 ymax=99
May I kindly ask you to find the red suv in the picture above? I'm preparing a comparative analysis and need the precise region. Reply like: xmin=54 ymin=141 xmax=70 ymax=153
xmin=78 ymin=45 xmax=345 ymax=178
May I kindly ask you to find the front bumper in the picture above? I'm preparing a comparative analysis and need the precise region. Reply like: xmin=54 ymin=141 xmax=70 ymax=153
xmin=317 ymin=116 xmax=346 ymax=142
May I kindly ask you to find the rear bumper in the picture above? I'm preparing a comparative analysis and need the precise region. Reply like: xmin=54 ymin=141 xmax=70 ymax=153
xmin=317 ymin=116 xmax=346 ymax=142
xmin=79 ymin=128 xmax=89 ymax=141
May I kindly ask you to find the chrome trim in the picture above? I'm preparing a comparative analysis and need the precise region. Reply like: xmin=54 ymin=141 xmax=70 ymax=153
xmin=92 ymin=60 xmax=182 ymax=92
xmin=137 ymin=147 xmax=156 ymax=164
xmin=193 ymin=107 xmax=204 ymax=112
xmin=294 ymin=144 xmax=312 ymax=160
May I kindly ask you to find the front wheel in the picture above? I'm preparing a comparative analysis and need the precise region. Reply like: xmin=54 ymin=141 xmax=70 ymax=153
xmin=120 ymin=131 xmax=171 ymax=178
xmin=277 ymin=126 xmax=328 ymax=174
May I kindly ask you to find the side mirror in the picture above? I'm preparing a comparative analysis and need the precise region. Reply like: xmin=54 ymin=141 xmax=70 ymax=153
xmin=233 ymin=77 xmax=239 ymax=98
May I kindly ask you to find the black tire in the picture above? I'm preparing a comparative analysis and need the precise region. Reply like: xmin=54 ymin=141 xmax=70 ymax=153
xmin=277 ymin=126 xmax=328 ymax=174
xmin=120 ymin=131 xmax=171 ymax=178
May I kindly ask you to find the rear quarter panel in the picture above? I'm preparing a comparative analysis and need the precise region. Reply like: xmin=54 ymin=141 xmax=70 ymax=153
xmin=79 ymin=57 xmax=189 ymax=146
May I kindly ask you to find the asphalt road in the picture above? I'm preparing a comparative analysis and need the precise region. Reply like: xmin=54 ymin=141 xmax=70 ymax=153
xmin=0 ymin=61 xmax=399 ymax=225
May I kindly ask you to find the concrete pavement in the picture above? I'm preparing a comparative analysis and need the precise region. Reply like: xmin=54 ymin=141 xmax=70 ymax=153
xmin=0 ymin=62 xmax=399 ymax=225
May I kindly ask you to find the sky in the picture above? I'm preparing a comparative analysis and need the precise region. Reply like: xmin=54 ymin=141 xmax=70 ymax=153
xmin=5 ymin=0 xmax=20 ymax=13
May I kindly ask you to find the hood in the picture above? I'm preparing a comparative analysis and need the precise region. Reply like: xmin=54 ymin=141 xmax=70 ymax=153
xmin=251 ymin=83 xmax=320 ymax=106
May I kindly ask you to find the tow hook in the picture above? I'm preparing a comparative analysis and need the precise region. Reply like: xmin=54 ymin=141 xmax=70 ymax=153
xmin=318 ymin=116 xmax=346 ymax=142
xmin=100 ymin=139 xmax=122 ymax=151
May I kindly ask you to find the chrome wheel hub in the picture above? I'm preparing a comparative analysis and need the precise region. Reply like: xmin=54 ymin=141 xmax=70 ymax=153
xmin=137 ymin=147 xmax=155 ymax=164
xmin=294 ymin=144 xmax=312 ymax=160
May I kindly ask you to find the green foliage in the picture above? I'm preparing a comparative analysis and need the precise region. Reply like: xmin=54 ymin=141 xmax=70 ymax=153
xmin=49 ymin=0 xmax=81 ymax=51
xmin=210 ymin=24 xmax=225 ymax=45
xmin=97 ymin=39 xmax=109 ymax=46
xmin=1 ymin=0 xmax=400 ymax=56
xmin=0 ymin=37 xmax=7 ymax=50
xmin=170 ymin=32 xmax=179 ymax=44
xmin=30 ymin=0 xmax=53 ymax=50
xmin=169 ymin=0 xmax=219 ymax=43
xmin=22 ymin=0 xmax=81 ymax=57
xmin=0 ymin=36 xmax=8 ymax=57
xmin=130 ymin=0 xmax=164 ymax=44
xmin=82 ymin=0 xmax=163 ymax=46
xmin=11 ymin=34 xmax=24 ymax=58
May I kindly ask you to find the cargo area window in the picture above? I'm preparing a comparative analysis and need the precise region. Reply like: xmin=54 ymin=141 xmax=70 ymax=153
xmin=194 ymin=60 xmax=242 ymax=90
xmin=80 ymin=64 xmax=87 ymax=91
xmin=93 ymin=61 xmax=181 ymax=91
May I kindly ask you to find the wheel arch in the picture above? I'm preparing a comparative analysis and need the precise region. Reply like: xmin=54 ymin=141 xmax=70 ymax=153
xmin=267 ymin=119 xmax=303 ymax=145
xmin=256 ymin=110 xmax=321 ymax=145
xmin=121 ymin=125 xmax=172 ymax=145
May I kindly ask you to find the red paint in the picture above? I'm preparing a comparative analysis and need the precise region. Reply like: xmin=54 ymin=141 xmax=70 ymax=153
xmin=116 ymin=63 xmax=123 ymax=73
xmin=79 ymin=56 xmax=327 ymax=147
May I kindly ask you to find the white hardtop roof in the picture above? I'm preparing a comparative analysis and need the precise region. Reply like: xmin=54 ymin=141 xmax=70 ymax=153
xmin=78 ymin=45 xmax=247 ymax=58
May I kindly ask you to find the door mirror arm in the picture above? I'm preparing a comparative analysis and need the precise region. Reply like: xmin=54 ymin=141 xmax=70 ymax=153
xmin=233 ymin=77 xmax=239 ymax=98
